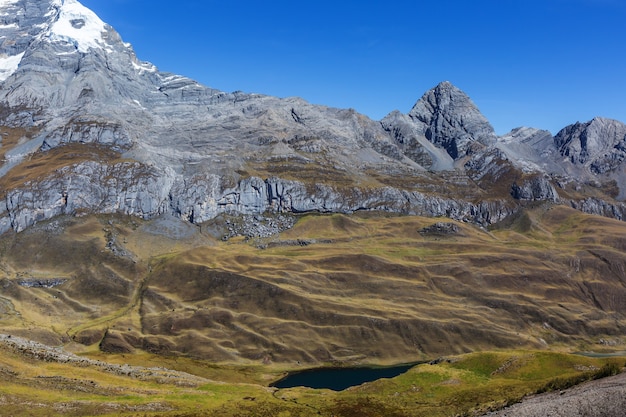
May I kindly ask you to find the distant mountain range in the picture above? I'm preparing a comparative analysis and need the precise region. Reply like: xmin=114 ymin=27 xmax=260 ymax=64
xmin=2 ymin=0 xmax=626 ymax=235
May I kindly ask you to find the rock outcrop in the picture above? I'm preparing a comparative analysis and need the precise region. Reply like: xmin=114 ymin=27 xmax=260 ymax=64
xmin=511 ymin=176 xmax=559 ymax=202
xmin=0 ymin=168 xmax=518 ymax=234
xmin=4 ymin=160 xmax=172 ymax=232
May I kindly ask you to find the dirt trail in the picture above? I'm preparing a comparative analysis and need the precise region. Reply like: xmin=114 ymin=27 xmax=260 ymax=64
xmin=481 ymin=371 xmax=626 ymax=417
xmin=65 ymin=262 xmax=148 ymax=339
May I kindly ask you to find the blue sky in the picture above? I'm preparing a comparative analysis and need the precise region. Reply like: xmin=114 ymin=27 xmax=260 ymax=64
xmin=81 ymin=0 xmax=626 ymax=135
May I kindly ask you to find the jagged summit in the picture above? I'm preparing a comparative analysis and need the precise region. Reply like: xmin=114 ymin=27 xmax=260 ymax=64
xmin=408 ymin=81 xmax=497 ymax=159
xmin=379 ymin=81 xmax=497 ymax=170
xmin=0 ymin=0 xmax=626 ymax=235
xmin=554 ymin=117 xmax=626 ymax=171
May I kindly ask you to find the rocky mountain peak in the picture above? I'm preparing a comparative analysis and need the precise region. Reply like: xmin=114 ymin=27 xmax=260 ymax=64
xmin=1 ymin=0 xmax=110 ymax=107
xmin=554 ymin=117 xmax=626 ymax=173
xmin=0 ymin=1 xmax=626 ymax=236
xmin=407 ymin=81 xmax=497 ymax=159
xmin=47 ymin=0 xmax=111 ymax=53
xmin=0 ymin=0 xmax=219 ymax=133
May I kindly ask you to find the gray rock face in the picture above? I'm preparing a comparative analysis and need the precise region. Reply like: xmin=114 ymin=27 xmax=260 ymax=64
xmin=380 ymin=110 xmax=453 ymax=170
xmin=419 ymin=222 xmax=461 ymax=236
xmin=481 ymin=372 xmax=626 ymax=417
xmin=0 ymin=165 xmax=518 ymax=236
xmin=511 ymin=176 xmax=559 ymax=202
xmin=497 ymin=127 xmax=563 ymax=174
xmin=41 ymin=117 xmax=132 ymax=150
xmin=464 ymin=147 xmax=559 ymax=202
xmin=17 ymin=278 xmax=67 ymax=288
xmin=568 ymin=197 xmax=626 ymax=221
xmin=4 ymin=160 xmax=172 ymax=233
xmin=0 ymin=0 xmax=625 ymax=235
xmin=465 ymin=148 xmax=515 ymax=184
xmin=407 ymin=81 xmax=497 ymax=159
xmin=555 ymin=117 xmax=626 ymax=173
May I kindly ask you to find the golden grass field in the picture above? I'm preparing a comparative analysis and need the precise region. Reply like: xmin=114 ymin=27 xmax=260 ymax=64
xmin=0 ymin=205 xmax=625 ymax=415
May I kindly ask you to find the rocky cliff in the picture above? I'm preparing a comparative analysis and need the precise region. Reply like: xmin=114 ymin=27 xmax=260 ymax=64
xmin=1 ymin=0 xmax=625 ymax=235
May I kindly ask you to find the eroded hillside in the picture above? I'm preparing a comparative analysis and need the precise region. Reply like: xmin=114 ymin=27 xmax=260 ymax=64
xmin=1 ymin=206 xmax=625 ymax=365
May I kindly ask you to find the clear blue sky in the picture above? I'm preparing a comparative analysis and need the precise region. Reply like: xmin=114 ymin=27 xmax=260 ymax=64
xmin=81 ymin=0 xmax=626 ymax=135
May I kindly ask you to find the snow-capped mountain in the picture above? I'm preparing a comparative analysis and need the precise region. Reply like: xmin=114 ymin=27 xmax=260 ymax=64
xmin=0 ymin=0 xmax=110 ymax=81
xmin=1 ymin=0 xmax=625 ymax=235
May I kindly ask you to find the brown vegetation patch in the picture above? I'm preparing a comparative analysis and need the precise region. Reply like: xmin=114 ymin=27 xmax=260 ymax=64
xmin=73 ymin=328 xmax=106 ymax=346
xmin=249 ymin=157 xmax=358 ymax=186
xmin=1 ymin=208 xmax=626 ymax=367
xmin=0 ymin=143 xmax=122 ymax=193
xmin=0 ymin=126 xmax=38 ymax=160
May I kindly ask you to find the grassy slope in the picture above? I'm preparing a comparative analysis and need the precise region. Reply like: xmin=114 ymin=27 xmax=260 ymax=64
xmin=0 ymin=206 xmax=625 ymax=415
xmin=2 ymin=206 xmax=626 ymax=360
xmin=0 ymin=341 xmax=623 ymax=416
xmin=136 ymin=207 xmax=626 ymax=363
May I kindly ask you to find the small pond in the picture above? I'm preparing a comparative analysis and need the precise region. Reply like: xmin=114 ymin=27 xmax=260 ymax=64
xmin=271 ymin=362 xmax=422 ymax=391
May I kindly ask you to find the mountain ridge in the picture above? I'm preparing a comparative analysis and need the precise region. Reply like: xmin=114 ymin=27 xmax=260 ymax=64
xmin=2 ymin=4 xmax=626 ymax=415
xmin=1 ymin=0 xmax=626 ymax=235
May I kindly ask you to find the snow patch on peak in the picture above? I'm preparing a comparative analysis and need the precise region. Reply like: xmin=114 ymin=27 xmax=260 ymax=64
xmin=49 ymin=0 xmax=111 ymax=53
xmin=0 ymin=0 xmax=19 ymax=17
xmin=0 ymin=52 xmax=24 ymax=82
xmin=0 ymin=0 xmax=19 ymax=9
xmin=132 ymin=60 xmax=157 ymax=73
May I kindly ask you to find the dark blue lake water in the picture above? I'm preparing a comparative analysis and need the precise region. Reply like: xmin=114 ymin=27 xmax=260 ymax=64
xmin=271 ymin=362 xmax=421 ymax=391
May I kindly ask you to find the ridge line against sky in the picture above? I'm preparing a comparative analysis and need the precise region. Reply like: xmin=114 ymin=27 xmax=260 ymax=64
xmin=81 ymin=0 xmax=625 ymax=135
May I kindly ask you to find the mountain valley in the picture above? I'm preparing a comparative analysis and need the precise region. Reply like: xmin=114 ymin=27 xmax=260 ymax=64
xmin=3 ymin=208 xmax=626 ymax=364
xmin=1 ymin=0 xmax=626 ymax=415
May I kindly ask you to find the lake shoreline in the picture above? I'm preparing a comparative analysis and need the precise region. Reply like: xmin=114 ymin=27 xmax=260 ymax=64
xmin=271 ymin=360 xmax=427 ymax=391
